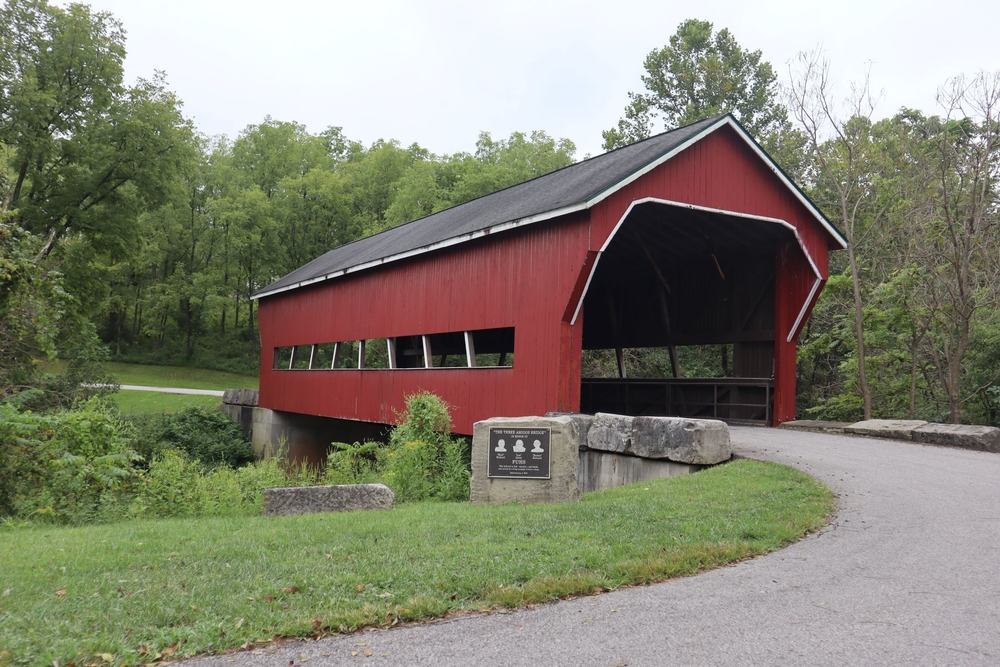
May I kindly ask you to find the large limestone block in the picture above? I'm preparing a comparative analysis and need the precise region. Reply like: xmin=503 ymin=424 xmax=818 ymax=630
xmin=262 ymin=483 xmax=394 ymax=517
xmin=223 ymin=388 xmax=259 ymax=406
xmin=630 ymin=416 xmax=731 ymax=464
xmin=471 ymin=416 xmax=580 ymax=505
xmin=545 ymin=412 xmax=594 ymax=447
xmin=586 ymin=413 xmax=634 ymax=453
xmin=778 ymin=420 xmax=853 ymax=434
xmin=845 ymin=419 xmax=928 ymax=440
xmin=912 ymin=423 xmax=1000 ymax=453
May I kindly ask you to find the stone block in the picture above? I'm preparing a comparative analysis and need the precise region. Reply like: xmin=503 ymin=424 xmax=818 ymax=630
xmin=586 ymin=413 xmax=634 ymax=453
xmin=546 ymin=412 xmax=594 ymax=448
xmin=912 ymin=423 xmax=1000 ymax=453
xmin=471 ymin=416 xmax=580 ymax=505
xmin=223 ymin=388 xmax=259 ymax=406
xmin=778 ymin=420 xmax=854 ymax=434
xmin=262 ymin=484 xmax=394 ymax=517
xmin=845 ymin=419 xmax=928 ymax=440
xmin=630 ymin=416 xmax=731 ymax=464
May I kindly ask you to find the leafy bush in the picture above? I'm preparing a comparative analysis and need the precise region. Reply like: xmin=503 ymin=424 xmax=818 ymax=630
xmin=323 ymin=440 xmax=384 ymax=485
xmin=129 ymin=406 xmax=253 ymax=468
xmin=383 ymin=392 xmax=470 ymax=502
xmin=134 ymin=450 xmax=202 ymax=518
xmin=324 ymin=392 xmax=470 ymax=502
xmin=0 ymin=398 xmax=139 ymax=523
xmin=0 ymin=391 xmax=470 ymax=526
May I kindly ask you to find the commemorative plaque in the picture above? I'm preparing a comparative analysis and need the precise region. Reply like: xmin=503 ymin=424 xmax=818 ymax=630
xmin=487 ymin=427 xmax=551 ymax=479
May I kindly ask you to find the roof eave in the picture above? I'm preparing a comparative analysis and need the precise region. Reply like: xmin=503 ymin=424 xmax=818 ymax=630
xmin=253 ymin=114 xmax=845 ymax=301
xmin=252 ymin=201 xmax=590 ymax=300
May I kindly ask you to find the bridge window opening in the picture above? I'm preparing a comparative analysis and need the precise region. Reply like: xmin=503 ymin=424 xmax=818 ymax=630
xmin=273 ymin=346 xmax=294 ymax=369
xmin=334 ymin=341 xmax=359 ymax=369
xmin=425 ymin=331 xmax=468 ymax=367
xmin=393 ymin=335 xmax=425 ymax=368
xmin=468 ymin=327 xmax=515 ymax=367
xmin=312 ymin=343 xmax=337 ymax=369
xmin=272 ymin=327 xmax=516 ymax=371
xmin=290 ymin=345 xmax=313 ymax=370
xmin=361 ymin=338 xmax=391 ymax=369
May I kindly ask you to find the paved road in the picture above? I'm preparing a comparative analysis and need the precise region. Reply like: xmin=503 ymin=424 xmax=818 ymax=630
xmin=182 ymin=427 xmax=1000 ymax=666
xmin=91 ymin=383 xmax=224 ymax=396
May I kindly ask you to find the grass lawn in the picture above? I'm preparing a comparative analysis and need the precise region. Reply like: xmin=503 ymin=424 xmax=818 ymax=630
xmin=0 ymin=460 xmax=833 ymax=666
xmin=110 ymin=391 xmax=223 ymax=415
xmin=103 ymin=362 xmax=258 ymax=391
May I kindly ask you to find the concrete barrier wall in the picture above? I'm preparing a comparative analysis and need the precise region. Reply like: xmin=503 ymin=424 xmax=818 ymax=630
xmin=578 ymin=450 xmax=701 ymax=493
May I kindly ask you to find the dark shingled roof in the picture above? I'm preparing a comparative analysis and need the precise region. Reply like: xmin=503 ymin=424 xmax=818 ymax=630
xmin=254 ymin=114 xmax=840 ymax=299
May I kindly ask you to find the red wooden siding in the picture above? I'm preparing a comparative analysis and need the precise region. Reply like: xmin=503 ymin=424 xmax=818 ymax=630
xmin=257 ymin=124 xmax=837 ymax=432
xmin=586 ymin=125 xmax=834 ymax=424
xmin=258 ymin=214 xmax=591 ymax=435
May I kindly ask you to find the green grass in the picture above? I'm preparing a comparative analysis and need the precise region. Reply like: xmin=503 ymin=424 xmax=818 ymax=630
xmin=103 ymin=362 xmax=258 ymax=391
xmin=110 ymin=392 xmax=222 ymax=415
xmin=0 ymin=460 xmax=833 ymax=666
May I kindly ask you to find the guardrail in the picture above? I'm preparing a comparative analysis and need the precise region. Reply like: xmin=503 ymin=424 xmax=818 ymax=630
xmin=580 ymin=377 xmax=774 ymax=426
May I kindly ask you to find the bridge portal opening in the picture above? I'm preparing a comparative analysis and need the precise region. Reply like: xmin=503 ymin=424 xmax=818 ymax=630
xmin=579 ymin=201 xmax=796 ymax=425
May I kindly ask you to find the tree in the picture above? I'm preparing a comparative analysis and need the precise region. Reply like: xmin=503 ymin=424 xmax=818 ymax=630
xmin=0 ymin=217 xmax=63 ymax=398
xmin=603 ymin=19 xmax=789 ymax=151
xmin=0 ymin=1 xmax=194 ymax=263
xmin=896 ymin=76 xmax=1000 ymax=423
xmin=786 ymin=51 xmax=883 ymax=421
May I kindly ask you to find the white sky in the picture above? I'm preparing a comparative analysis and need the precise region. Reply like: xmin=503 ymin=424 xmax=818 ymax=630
xmin=81 ymin=0 xmax=1000 ymax=159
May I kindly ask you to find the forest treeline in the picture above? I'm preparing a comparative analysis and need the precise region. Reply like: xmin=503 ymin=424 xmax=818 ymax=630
xmin=1 ymin=3 xmax=998 ymax=425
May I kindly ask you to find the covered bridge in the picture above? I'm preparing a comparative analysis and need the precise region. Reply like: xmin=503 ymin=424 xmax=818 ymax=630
xmin=252 ymin=115 xmax=845 ymax=436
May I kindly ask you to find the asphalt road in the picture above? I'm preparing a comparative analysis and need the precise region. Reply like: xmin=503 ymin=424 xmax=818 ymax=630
xmin=120 ymin=385 xmax=225 ymax=396
xmin=180 ymin=427 xmax=1000 ymax=666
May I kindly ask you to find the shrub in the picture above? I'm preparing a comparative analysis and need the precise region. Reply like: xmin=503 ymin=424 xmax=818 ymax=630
xmin=134 ymin=450 xmax=202 ymax=518
xmin=0 ymin=398 xmax=139 ymax=523
xmin=323 ymin=441 xmax=384 ymax=485
xmin=382 ymin=392 xmax=470 ymax=503
xmin=318 ymin=392 xmax=470 ymax=502
xmin=129 ymin=407 xmax=253 ymax=469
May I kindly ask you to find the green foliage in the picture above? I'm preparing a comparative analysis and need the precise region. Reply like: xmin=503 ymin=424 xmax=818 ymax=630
xmin=1 ymin=0 xmax=195 ymax=261
xmin=0 ymin=398 xmax=140 ymax=523
xmin=382 ymin=392 xmax=470 ymax=502
xmin=0 ymin=220 xmax=69 ymax=401
xmin=603 ymin=19 xmax=791 ymax=151
xmin=322 ymin=392 xmax=471 ymax=503
xmin=323 ymin=440 xmax=383 ymax=485
xmin=127 ymin=406 xmax=253 ymax=468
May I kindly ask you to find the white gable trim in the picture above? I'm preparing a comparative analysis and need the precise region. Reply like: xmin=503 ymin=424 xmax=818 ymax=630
xmin=568 ymin=197 xmax=823 ymax=347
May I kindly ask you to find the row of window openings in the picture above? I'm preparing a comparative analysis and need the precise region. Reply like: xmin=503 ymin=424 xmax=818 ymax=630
xmin=273 ymin=327 xmax=514 ymax=370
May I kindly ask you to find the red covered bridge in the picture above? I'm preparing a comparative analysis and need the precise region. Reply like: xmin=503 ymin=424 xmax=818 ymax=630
xmin=253 ymin=115 xmax=845 ymax=435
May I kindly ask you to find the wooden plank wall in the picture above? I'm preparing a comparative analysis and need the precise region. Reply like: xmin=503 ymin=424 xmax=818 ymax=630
xmin=257 ymin=214 xmax=590 ymax=435
xmin=257 ymin=124 xmax=836 ymax=433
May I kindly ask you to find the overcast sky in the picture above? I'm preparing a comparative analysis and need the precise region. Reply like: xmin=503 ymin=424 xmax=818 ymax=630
xmin=81 ymin=0 xmax=1000 ymax=159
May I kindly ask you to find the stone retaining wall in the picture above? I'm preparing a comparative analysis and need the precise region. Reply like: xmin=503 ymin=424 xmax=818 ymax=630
xmin=781 ymin=418 xmax=1000 ymax=453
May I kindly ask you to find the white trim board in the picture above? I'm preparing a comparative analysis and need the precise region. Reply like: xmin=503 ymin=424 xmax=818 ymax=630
xmin=568 ymin=197 xmax=823 ymax=345
xmin=253 ymin=115 xmax=843 ymax=301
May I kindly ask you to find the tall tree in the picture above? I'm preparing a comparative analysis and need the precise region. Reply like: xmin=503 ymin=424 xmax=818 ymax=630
xmin=603 ymin=19 xmax=790 ymax=151
xmin=0 ymin=0 xmax=194 ymax=262
xmin=786 ymin=51 xmax=885 ymax=420
xmin=897 ymin=76 xmax=1000 ymax=423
